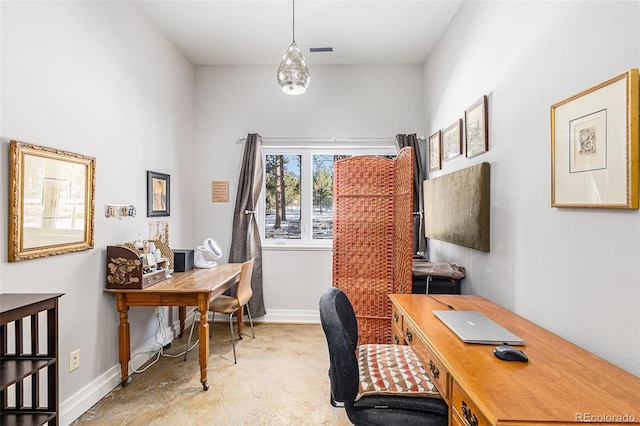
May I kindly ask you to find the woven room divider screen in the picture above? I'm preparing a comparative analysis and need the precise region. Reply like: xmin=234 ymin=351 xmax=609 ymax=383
xmin=332 ymin=147 xmax=413 ymax=344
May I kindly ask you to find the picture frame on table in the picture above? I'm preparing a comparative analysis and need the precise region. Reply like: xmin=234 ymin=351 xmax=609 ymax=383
xmin=465 ymin=95 xmax=489 ymax=158
xmin=428 ymin=130 xmax=442 ymax=172
xmin=551 ymin=68 xmax=638 ymax=209
xmin=442 ymin=119 xmax=462 ymax=162
xmin=147 ymin=170 xmax=171 ymax=217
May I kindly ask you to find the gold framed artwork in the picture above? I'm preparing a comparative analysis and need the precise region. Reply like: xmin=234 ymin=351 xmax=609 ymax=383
xmin=551 ymin=69 xmax=638 ymax=209
xmin=442 ymin=119 xmax=462 ymax=162
xmin=465 ymin=95 xmax=488 ymax=158
xmin=9 ymin=140 xmax=96 ymax=261
xmin=428 ymin=131 xmax=442 ymax=172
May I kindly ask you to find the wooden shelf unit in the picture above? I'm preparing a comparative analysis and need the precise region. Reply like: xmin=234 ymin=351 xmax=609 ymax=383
xmin=1 ymin=293 xmax=63 ymax=426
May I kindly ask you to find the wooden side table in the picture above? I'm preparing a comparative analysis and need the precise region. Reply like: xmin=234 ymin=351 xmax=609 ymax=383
xmin=1 ymin=293 xmax=63 ymax=426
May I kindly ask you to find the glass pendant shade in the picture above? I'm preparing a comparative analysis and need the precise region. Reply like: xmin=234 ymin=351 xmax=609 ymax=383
xmin=277 ymin=41 xmax=310 ymax=95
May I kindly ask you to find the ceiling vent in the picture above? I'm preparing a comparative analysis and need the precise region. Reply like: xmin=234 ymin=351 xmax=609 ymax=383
xmin=309 ymin=47 xmax=334 ymax=53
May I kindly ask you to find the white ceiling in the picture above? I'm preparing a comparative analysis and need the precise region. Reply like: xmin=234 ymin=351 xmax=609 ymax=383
xmin=134 ymin=0 xmax=462 ymax=66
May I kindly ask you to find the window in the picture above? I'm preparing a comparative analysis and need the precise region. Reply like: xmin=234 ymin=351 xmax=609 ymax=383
xmin=264 ymin=154 xmax=301 ymax=240
xmin=311 ymin=154 xmax=349 ymax=240
xmin=260 ymin=142 xmax=396 ymax=248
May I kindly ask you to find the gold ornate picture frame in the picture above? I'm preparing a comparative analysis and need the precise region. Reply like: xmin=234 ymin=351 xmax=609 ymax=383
xmin=9 ymin=140 xmax=96 ymax=261
xmin=551 ymin=69 xmax=638 ymax=209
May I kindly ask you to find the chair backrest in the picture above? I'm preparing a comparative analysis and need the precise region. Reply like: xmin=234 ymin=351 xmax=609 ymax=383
xmin=236 ymin=258 xmax=254 ymax=305
xmin=319 ymin=287 xmax=360 ymax=404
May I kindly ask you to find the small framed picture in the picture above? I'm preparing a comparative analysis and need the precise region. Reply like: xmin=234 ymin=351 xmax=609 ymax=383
xmin=147 ymin=171 xmax=170 ymax=217
xmin=442 ymin=119 xmax=462 ymax=162
xmin=428 ymin=131 xmax=442 ymax=172
xmin=465 ymin=95 xmax=488 ymax=158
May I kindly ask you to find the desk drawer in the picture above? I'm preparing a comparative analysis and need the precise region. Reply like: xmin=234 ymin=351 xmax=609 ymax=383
xmin=403 ymin=322 xmax=450 ymax=401
xmin=450 ymin=407 xmax=466 ymax=426
xmin=452 ymin=381 xmax=489 ymax=426
xmin=391 ymin=304 xmax=404 ymax=345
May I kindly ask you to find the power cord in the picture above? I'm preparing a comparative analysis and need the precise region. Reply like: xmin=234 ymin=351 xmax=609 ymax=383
xmin=424 ymin=275 xmax=457 ymax=310
xmin=427 ymin=294 xmax=457 ymax=310
xmin=129 ymin=307 xmax=200 ymax=374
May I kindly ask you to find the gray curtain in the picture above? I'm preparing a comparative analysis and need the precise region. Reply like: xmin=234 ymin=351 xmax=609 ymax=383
xmin=229 ymin=133 xmax=266 ymax=317
xmin=396 ymin=133 xmax=427 ymax=256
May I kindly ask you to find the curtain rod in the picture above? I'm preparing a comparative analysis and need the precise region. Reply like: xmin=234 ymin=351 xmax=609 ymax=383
xmin=237 ymin=136 xmax=426 ymax=143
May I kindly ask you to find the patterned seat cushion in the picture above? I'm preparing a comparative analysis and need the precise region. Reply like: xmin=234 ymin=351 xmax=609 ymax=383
xmin=356 ymin=344 xmax=442 ymax=400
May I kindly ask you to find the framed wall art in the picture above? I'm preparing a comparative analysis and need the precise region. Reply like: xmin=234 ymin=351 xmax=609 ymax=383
xmin=442 ymin=119 xmax=462 ymax=162
xmin=8 ymin=140 xmax=96 ymax=261
xmin=147 ymin=171 xmax=171 ymax=217
xmin=428 ymin=130 xmax=442 ymax=172
xmin=465 ymin=95 xmax=488 ymax=158
xmin=551 ymin=69 xmax=638 ymax=209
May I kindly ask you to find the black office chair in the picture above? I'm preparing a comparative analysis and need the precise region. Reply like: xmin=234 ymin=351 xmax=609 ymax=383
xmin=319 ymin=287 xmax=448 ymax=426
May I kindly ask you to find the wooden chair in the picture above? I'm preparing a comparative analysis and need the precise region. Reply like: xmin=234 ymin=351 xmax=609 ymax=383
xmin=184 ymin=258 xmax=255 ymax=363
xmin=209 ymin=258 xmax=255 ymax=364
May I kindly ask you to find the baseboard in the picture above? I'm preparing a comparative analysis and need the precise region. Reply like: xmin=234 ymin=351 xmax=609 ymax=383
xmin=254 ymin=309 xmax=320 ymax=324
xmin=59 ymin=323 xmax=176 ymax=426
xmin=59 ymin=364 xmax=121 ymax=426
xmin=175 ymin=309 xmax=321 ymax=325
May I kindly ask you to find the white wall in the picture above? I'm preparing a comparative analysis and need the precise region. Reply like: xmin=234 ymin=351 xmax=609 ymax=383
xmin=423 ymin=0 xmax=639 ymax=376
xmin=0 ymin=2 xmax=195 ymax=423
xmin=193 ymin=64 xmax=424 ymax=321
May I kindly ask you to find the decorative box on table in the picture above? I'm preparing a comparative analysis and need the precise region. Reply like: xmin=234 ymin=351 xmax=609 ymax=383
xmin=106 ymin=240 xmax=173 ymax=289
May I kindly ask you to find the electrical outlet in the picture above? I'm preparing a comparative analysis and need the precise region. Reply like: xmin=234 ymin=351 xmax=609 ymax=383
xmin=69 ymin=349 xmax=80 ymax=372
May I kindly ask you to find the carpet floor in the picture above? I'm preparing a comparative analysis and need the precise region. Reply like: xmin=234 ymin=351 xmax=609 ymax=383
xmin=71 ymin=323 xmax=351 ymax=425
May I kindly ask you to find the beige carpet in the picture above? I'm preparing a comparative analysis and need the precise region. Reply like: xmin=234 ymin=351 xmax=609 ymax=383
xmin=71 ymin=323 xmax=351 ymax=425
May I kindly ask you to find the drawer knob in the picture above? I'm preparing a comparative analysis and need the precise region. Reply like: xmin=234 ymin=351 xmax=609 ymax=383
xmin=428 ymin=360 xmax=440 ymax=379
xmin=393 ymin=312 xmax=399 ymax=322
xmin=405 ymin=328 xmax=413 ymax=343
xmin=394 ymin=334 xmax=400 ymax=345
xmin=461 ymin=401 xmax=478 ymax=426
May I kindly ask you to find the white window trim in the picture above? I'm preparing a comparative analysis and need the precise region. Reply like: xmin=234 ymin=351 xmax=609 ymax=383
xmin=259 ymin=141 xmax=397 ymax=249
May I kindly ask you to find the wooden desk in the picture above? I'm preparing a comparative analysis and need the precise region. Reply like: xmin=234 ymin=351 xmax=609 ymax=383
xmin=105 ymin=264 xmax=242 ymax=391
xmin=389 ymin=294 xmax=640 ymax=425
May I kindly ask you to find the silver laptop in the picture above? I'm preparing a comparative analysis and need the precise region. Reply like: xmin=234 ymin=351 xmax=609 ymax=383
xmin=433 ymin=310 xmax=526 ymax=345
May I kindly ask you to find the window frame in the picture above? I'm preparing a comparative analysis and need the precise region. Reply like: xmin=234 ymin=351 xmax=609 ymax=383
xmin=259 ymin=141 xmax=397 ymax=249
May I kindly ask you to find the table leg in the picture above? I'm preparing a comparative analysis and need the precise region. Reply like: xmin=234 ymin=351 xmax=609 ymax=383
xmin=115 ymin=294 xmax=131 ymax=386
xmin=178 ymin=306 xmax=186 ymax=338
xmin=237 ymin=307 xmax=244 ymax=337
xmin=197 ymin=295 xmax=210 ymax=391
xmin=234 ymin=276 xmax=244 ymax=336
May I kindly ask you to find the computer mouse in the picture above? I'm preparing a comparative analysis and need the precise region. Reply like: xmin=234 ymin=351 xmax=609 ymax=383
xmin=493 ymin=344 xmax=528 ymax=362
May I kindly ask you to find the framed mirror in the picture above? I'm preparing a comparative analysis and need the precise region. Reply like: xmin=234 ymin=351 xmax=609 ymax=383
xmin=9 ymin=140 xmax=96 ymax=261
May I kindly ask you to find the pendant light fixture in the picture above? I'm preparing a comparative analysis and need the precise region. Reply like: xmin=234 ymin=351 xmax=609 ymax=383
xmin=277 ymin=0 xmax=310 ymax=95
